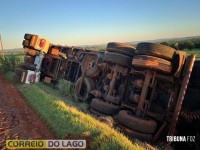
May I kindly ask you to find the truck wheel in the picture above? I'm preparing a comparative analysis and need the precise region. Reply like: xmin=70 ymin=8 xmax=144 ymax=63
xmin=81 ymin=53 xmax=103 ymax=77
xmin=104 ymin=52 xmax=132 ymax=68
xmin=24 ymin=34 xmax=32 ymax=40
xmin=89 ymin=108 xmax=107 ymax=116
xmin=116 ymin=110 xmax=157 ymax=134
xmin=132 ymin=55 xmax=172 ymax=74
xmin=22 ymin=40 xmax=30 ymax=47
xmin=118 ymin=124 xmax=153 ymax=141
xmin=15 ymin=68 xmax=23 ymax=76
xmin=75 ymin=77 xmax=95 ymax=102
xmin=90 ymin=98 xmax=120 ymax=115
xmin=106 ymin=42 xmax=135 ymax=57
xmin=136 ymin=42 xmax=175 ymax=61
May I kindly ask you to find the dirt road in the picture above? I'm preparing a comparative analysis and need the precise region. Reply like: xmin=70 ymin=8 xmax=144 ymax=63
xmin=0 ymin=74 xmax=55 ymax=149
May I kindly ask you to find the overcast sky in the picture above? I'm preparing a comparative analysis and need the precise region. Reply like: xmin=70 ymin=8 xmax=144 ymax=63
xmin=0 ymin=0 xmax=200 ymax=49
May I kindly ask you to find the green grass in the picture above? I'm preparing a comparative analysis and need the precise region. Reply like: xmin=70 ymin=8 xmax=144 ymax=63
xmin=36 ymin=82 xmax=89 ymax=113
xmin=183 ymin=49 xmax=200 ymax=60
xmin=18 ymin=85 xmax=143 ymax=149
xmin=5 ymin=71 xmax=148 ymax=150
xmin=5 ymin=71 xmax=14 ymax=81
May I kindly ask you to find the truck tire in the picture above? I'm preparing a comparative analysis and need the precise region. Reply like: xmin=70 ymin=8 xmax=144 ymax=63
xmin=81 ymin=53 xmax=103 ymax=77
xmin=75 ymin=77 xmax=95 ymax=102
xmin=106 ymin=42 xmax=135 ymax=57
xmin=15 ymin=68 xmax=23 ymax=76
xmin=22 ymin=40 xmax=30 ymax=47
xmin=118 ymin=124 xmax=153 ymax=141
xmin=24 ymin=34 xmax=32 ymax=40
xmin=90 ymin=98 xmax=120 ymax=115
xmin=136 ymin=42 xmax=175 ymax=61
xmin=104 ymin=52 xmax=132 ymax=68
xmin=132 ymin=55 xmax=172 ymax=74
xmin=89 ymin=108 xmax=107 ymax=116
xmin=116 ymin=110 xmax=157 ymax=134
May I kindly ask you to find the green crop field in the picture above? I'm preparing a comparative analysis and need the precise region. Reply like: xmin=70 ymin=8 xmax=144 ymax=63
xmin=0 ymin=53 xmax=24 ymax=73
xmin=184 ymin=49 xmax=200 ymax=60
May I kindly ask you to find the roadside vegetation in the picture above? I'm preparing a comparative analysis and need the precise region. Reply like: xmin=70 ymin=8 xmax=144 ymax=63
xmin=160 ymin=36 xmax=200 ymax=50
xmin=160 ymin=37 xmax=200 ymax=59
xmin=184 ymin=49 xmax=200 ymax=60
xmin=5 ymin=71 xmax=149 ymax=150
xmin=0 ymin=53 xmax=23 ymax=73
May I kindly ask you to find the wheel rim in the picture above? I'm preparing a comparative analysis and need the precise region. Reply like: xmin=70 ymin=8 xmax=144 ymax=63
xmin=85 ymin=55 xmax=96 ymax=71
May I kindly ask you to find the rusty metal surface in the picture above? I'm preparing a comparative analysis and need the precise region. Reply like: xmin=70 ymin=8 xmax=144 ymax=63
xmin=153 ymin=122 xmax=167 ymax=142
xmin=64 ymin=61 xmax=81 ymax=83
xmin=168 ymin=54 xmax=196 ymax=136
xmin=96 ymin=64 xmax=129 ymax=103
xmin=136 ymin=70 xmax=153 ymax=116
xmin=174 ymin=50 xmax=186 ymax=78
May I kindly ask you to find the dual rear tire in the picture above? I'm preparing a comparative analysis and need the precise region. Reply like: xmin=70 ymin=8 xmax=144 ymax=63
xmin=132 ymin=42 xmax=176 ymax=74
xmin=90 ymin=98 xmax=120 ymax=115
xmin=116 ymin=110 xmax=157 ymax=141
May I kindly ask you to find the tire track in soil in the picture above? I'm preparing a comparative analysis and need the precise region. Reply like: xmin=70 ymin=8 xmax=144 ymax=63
xmin=0 ymin=74 xmax=55 ymax=149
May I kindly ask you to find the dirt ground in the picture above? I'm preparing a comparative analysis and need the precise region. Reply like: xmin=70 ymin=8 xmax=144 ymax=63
xmin=0 ymin=74 xmax=55 ymax=149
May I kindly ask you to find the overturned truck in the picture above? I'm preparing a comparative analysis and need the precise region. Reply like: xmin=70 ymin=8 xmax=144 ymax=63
xmin=14 ymin=33 xmax=200 ymax=143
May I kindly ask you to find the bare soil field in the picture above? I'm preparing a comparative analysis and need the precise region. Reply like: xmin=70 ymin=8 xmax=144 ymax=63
xmin=0 ymin=74 xmax=55 ymax=149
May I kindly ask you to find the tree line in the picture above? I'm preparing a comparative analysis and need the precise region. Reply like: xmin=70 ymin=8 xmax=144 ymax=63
xmin=160 ymin=38 xmax=200 ymax=50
